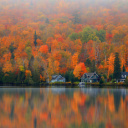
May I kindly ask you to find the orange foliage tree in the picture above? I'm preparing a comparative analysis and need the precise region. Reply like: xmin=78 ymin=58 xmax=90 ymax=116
xmin=71 ymin=52 xmax=78 ymax=69
xmin=107 ymin=53 xmax=115 ymax=78
xmin=39 ymin=45 xmax=48 ymax=54
xmin=73 ymin=62 xmax=87 ymax=79
xmin=2 ymin=61 xmax=13 ymax=73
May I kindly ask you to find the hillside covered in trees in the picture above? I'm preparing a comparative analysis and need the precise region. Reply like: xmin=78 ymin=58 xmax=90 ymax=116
xmin=0 ymin=0 xmax=128 ymax=84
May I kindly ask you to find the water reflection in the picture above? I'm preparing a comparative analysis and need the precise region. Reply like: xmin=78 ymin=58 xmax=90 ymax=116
xmin=0 ymin=88 xmax=127 ymax=128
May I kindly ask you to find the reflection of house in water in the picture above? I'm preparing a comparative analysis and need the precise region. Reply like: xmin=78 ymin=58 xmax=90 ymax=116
xmin=80 ymin=88 xmax=101 ymax=96
xmin=120 ymin=89 xmax=127 ymax=100
xmin=81 ymin=88 xmax=128 ymax=97
xmin=46 ymin=88 xmax=66 ymax=94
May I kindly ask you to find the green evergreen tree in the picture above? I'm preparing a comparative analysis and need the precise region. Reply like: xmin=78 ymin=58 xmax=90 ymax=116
xmin=0 ymin=67 xmax=3 ymax=84
xmin=45 ymin=18 xmax=49 ymax=24
xmin=17 ymin=71 xmax=25 ymax=84
xmin=122 ymin=65 xmax=126 ymax=72
xmin=90 ymin=59 xmax=96 ymax=72
xmin=113 ymin=52 xmax=121 ymax=80
xmin=32 ymin=69 xmax=40 ymax=83
xmin=85 ymin=58 xmax=92 ymax=68
xmin=72 ymin=12 xmax=80 ymax=24
xmin=9 ymin=43 xmax=15 ymax=59
xmin=34 ymin=31 xmax=37 ymax=46
xmin=63 ymin=71 xmax=79 ymax=83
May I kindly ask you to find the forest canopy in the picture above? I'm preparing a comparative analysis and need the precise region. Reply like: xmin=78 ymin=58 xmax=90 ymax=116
xmin=0 ymin=0 xmax=128 ymax=84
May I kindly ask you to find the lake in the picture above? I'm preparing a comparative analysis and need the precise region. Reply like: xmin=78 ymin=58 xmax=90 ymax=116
xmin=0 ymin=87 xmax=127 ymax=128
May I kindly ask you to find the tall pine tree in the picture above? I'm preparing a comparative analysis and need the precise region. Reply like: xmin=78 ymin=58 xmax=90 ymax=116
xmin=90 ymin=59 xmax=96 ymax=72
xmin=122 ymin=65 xmax=125 ymax=72
xmin=113 ymin=52 xmax=121 ymax=80
xmin=34 ymin=31 xmax=37 ymax=46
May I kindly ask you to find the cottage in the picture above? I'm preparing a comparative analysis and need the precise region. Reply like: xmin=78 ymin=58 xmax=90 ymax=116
xmin=81 ymin=72 xmax=99 ymax=83
xmin=51 ymin=75 xmax=66 ymax=83
xmin=119 ymin=72 xmax=128 ymax=82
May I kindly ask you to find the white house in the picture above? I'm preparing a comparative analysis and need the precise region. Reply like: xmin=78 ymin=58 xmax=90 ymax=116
xmin=119 ymin=72 xmax=128 ymax=82
xmin=51 ymin=75 xmax=66 ymax=83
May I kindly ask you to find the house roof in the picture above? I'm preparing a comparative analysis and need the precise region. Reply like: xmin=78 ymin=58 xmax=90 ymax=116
xmin=121 ymin=72 xmax=128 ymax=76
xmin=81 ymin=72 xmax=99 ymax=80
xmin=51 ymin=75 xmax=65 ymax=81
xmin=58 ymin=77 xmax=65 ymax=80
xmin=52 ymin=75 xmax=59 ymax=80
xmin=52 ymin=75 xmax=58 ymax=79
xmin=85 ymin=73 xmax=95 ymax=76
xmin=120 ymin=72 xmax=128 ymax=80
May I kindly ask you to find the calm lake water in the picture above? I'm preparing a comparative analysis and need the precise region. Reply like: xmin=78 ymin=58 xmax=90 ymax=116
xmin=0 ymin=87 xmax=128 ymax=128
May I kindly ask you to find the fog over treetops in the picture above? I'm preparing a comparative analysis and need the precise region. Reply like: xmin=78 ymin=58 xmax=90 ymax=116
xmin=0 ymin=0 xmax=128 ymax=26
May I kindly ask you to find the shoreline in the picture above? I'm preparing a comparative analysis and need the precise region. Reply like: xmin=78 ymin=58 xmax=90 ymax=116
xmin=0 ymin=82 xmax=128 ymax=88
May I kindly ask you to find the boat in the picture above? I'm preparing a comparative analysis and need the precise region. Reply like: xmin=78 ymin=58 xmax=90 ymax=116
xmin=78 ymin=82 xmax=85 ymax=87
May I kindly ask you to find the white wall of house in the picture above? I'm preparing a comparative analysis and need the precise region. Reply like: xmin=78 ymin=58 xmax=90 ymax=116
xmin=51 ymin=79 xmax=57 ymax=83
xmin=51 ymin=76 xmax=66 ymax=83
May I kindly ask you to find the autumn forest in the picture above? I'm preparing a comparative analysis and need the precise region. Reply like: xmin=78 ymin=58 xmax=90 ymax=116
xmin=0 ymin=0 xmax=128 ymax=84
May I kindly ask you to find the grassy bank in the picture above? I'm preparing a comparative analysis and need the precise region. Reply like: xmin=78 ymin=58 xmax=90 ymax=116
xmin=1 ymin=81 xmax=128 ymax=88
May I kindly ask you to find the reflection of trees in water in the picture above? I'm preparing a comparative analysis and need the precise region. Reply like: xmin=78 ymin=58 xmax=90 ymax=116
xmin=99 ymin=123 xmax=105 ymax=128
xmin=34 ymin=117 xmax=37 ymax=128
xmin=0 ymin=88 xmax=127 ymax=127
xmin=85 ymin=95 xmax=95 ymax=108
xmin=65 ymin=89 xmax=74 ymax=98
xmin=113 ymin=91 xmax=121 ymax=113
xmin=10 ymin=101 xmax=15 ymax=120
